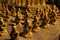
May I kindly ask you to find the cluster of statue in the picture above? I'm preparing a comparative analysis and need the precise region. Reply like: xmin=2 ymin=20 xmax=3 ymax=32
xmin=0 ymin=0 xmax=60 ymax=40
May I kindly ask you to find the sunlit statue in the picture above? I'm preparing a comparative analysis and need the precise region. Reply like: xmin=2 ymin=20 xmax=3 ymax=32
xmin=1 ymin=25 xmax=9 ymax=36
xmin=10 ymin=23 xmax=19 ymax=40
xmin=22 ymin=0 xmax=26 ymax=6
xmin=18 ymin=8 xmax=23 ymax=19
xmin=32 ymin=0 xmax=35 ymax=6
xmin=0 ymin=18 xmax=9 ymax=36
xmin=21 ymin=18 xmax=33 ymax=38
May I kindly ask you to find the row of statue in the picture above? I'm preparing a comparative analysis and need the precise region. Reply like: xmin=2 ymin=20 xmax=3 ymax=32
xmin=0 ymin=1 xmax=60 ymax=40
xmin=0 ymin=0 xmax=47 ymax=6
